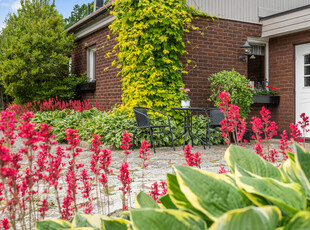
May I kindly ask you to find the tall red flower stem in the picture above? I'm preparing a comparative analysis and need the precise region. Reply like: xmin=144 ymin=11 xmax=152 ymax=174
xmin=63 ymin=128 xmax=84 ymax=217
xmin=218 ymin=92 xmax=246 ymax=146
xmin=298 ymin=113 xmax=310 ymax=147
xmin=18 ymin=111 xmax=40 ymax=229
xmin=118 ymin=162 xmax=131 ymax=210
xmin=138 ymin=140 xmax=150 ymax=189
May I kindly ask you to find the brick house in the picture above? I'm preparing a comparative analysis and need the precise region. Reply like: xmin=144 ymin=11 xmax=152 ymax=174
xmin=68 ymin=0 xmax=310 ymax=134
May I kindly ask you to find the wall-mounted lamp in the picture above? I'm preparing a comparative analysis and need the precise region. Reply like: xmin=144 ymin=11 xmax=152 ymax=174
xmin=238 ymin=41 xmax=252 ymax=62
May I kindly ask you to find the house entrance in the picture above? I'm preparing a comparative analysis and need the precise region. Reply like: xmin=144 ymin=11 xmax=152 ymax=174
xmin=295 ymin=43 xmax=310 ymax=137
xmin=247 ymin=44 xmax=266 ymax=89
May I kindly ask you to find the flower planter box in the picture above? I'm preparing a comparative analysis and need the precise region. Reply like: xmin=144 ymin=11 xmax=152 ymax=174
xmin=77 ymin=81 xmax=96 ymax=92
xmin=252 ymin=95 xmax=280 ymax=105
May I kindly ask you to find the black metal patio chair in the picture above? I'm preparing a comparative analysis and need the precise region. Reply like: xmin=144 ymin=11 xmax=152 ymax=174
xmin=206 ymin=108 xmax=225 ymax=148
xmin=132 ymin=107 xmax=175 ymax=153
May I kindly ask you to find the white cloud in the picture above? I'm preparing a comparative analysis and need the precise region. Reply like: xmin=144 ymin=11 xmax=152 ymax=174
xmin=11 ymin=1 xmax=21 ymax=10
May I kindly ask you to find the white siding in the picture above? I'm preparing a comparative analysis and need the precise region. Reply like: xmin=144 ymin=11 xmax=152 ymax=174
xmin=187 ymin=0 xmax=310 ymax=23
xmin=261 ymin=7 xmax=310 ymax=37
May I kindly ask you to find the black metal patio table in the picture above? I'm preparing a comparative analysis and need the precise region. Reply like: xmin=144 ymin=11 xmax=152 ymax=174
xmin=172 ymin=107 xmax=206 ymax=150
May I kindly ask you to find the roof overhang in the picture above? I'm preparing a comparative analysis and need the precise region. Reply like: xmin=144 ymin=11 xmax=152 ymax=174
xmin=67 ymin=1 xmax=113 ymax=41
xmin=260 ymin=4 xmax=310 ymax=38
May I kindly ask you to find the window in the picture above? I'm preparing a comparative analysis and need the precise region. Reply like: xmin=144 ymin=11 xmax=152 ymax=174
xmin=304 ymin=54 xmax=310 ymax=86
xmin=68 ymin=57 xmax=72 ymax=76
xmin=87 ymin=46 xmax=96 ymax=82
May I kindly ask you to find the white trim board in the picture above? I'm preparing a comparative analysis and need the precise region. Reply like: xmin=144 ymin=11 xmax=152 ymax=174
xmin=75 ymin=15 xmax=115 ymax=40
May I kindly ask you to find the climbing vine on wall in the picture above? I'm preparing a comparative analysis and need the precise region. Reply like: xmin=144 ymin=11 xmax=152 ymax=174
xmin=109 ymin=0 xmax=213 ymax=115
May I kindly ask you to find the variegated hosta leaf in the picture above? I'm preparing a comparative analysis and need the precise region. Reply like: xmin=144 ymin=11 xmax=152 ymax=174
xmin=130 ymin=208 xmax=207 ymax=230
xmin=209 ymin=206 xmax=281 ymax=230
xmin=167 ymin=173 xmax=200 ymax=212
xmin=173 ymin=165 xmax=250 ymax=221
xmin=284 ymin=211 xmax=310 ymax=230
xmin=235 ymin=167 xmax=307 ymax=216
xmin=225 ymin=145 xmax=282 ymax=180
xmin=71 ymin=228 xmax=96 ymax=230
xmin=159 ymin=194 xmax=177 ymax=209
xmin=280 ymin=158 xmax=302 ymax=184
xmin=102 ymin=218 xmax=131 ymax=230
xmin=35 ymin=219 xmax=71 ymax=230
xmin=71 ymin=213 xmax=109 ymax=229
xmin=294 ymin=143 xmax=310 ymax=196
xmin=135 ymin=191 xmax=160 ymax=209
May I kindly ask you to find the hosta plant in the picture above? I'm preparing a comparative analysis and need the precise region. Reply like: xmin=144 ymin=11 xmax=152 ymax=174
xmin=37 ymin=143 xmax=310 ymax=229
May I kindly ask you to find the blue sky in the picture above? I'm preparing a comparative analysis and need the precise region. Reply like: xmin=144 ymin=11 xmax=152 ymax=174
xmin=0 ymin=0 xmax=92 ymax=29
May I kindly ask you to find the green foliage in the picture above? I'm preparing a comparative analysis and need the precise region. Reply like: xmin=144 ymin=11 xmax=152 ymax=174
xmin=135 ymin=191 xmax=160 ymax=209
xmin=209 ymin=206 xmax=281 ymax=230
xmin=35 ymin=213 xmax=114 ymax=230
xmin=64 ymin=2 xmax=94 ymax=29
xmin=208 ymin=69 xmax=253 ymax=118
xmin=109 ymin=0 xmax=213 ymax=117
xmin=37 ymin=143 xmax=310 ymax=229
xmin=32 ymin=109 xmax=223 ymax=148
xmin=0 ymin=0 xmax=86 ymax=104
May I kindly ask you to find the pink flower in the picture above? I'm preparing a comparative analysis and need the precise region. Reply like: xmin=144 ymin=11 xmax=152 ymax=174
xmin=118 ymin=162 xmax=131 ymax=210
xmin=218 ymin=165 xmax=227 ymax=174
xmin=183 ymin=145 xmax=201 ymax=168
xmin=149 ymin=181 xmax=167 ymax=203
xmin=139 ymin=140 xmax=151 ymax=168
xmin=120 ymin=131 xmax=132 ymax=156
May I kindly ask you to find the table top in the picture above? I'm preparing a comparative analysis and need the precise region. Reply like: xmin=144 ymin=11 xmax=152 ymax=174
xmin=172 ymin=107 xmax=207 ymax=111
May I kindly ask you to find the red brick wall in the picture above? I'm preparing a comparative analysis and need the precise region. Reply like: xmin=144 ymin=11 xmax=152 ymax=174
xmin=269 ymin=30 xmax=310 ymax=132
xmin=71 ymin=17 xmax=262 ymax=111
xmin=181 ymin=18 xmax=261 ymax=108
xmin=71 ymin=27 xmax=122 ymax=109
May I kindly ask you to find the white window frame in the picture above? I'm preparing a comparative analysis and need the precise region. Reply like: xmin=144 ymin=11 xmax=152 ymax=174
xmin=68 ymin=57 xmax=72 ymax=76
xmin=248 ymin=37 xmax=269 ymax=83
xmin=87 ymin=46 xmax=96 ymax=82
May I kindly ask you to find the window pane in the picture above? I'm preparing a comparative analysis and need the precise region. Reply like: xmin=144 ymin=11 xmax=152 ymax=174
xmin=305 ymin=66 xmax=310 ymax=75
xmin=87 ymin=46 xmax=96 ymax=82
xmin=305 ymin=77 xmax=310 ymax=86
xmin=93 ymin=51 xmax=96 ymax=80
xmin=305 ymin=54 xmax=310 ymax=64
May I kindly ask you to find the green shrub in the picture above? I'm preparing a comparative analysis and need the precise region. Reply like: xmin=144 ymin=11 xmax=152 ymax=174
xmin=32 ymin=108 xmax=223 ymax=148
xmin=208 ymin=69 xmax=253 ymax=118
xmin=0 ymin=0 xmax=86 ymax=104
xmin=36 ymin=144 xmax=310 ymax=229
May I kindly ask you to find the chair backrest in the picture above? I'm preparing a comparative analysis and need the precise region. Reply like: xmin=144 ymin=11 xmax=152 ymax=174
xmin=209 ymin=108 xmax=225 ymax=126
xmin=133 ymin=107 xmax=150 ymax=128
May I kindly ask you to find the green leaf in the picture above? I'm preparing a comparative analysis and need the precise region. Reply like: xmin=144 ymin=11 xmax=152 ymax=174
xmin=71 ymin=213 xmax=109 ymax=229
xmin=35 ymin=219 xmax=71 ymax=230
xmin=135 ymin=191 xmax=160 ymax=209
xmin=167 ymin=173 xmax=198 ymax=211
xmin=280 ymin=158 xmax=301 ymax=184
xmin=174 ymin=165 xmax=250 ymax=221
xmin=159 ymin=194 xmax=177 ymax=209
xmin=235 ymin=167 xmax=307 ymax=216
xmin=102 ymin=218 xmax=130 ymax=230
xmin=130 ymin=208 xmax=207 ymax=230
xmin=225 ymin=145 xmax=282 ymax=180
xmin=209 ymin=206 xmax=281 ymax=230
xmin=284 ymin=211 xmax=310 ymax=230
xmin=294 ymin=143 xmax=310 ymax=196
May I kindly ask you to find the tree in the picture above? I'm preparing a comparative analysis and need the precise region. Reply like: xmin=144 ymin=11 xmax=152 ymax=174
xmin=64 ymin=2 xmax=94 ymax=29
xmin=0 ymin=0 xmax=85 ymax=104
